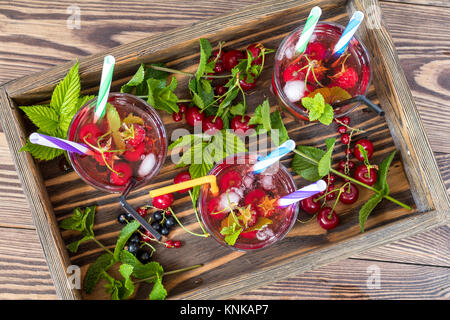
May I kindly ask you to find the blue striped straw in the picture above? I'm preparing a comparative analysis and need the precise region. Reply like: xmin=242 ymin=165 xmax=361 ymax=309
xmin=332 ymin=11 xmax=364 ymax=58
xmin=252 ymin=139 xmax=296 ymax=174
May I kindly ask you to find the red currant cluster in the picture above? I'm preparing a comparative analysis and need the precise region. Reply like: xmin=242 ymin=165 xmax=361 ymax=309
xmin=299 ymin=116 xmax=378 ymax=231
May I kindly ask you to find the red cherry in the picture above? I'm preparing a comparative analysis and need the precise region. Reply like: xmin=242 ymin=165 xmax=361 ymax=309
xmin=136 ymin=207 xmax=148 ymax=217
xmin=219 ymin=170 xmax=242 ymax=191
xmin=325 ymin=185 xmax=337 ymax=201
xmin=214 ymin=85 xmax=227 ymax=97
xmin=324 ymin=173 xmax=336 ymax=185
xmin=212 ymin=49 xmax=224 ymax=60
xmin=213 ymin=62 xmax=225 ymax=74
xmin=153 ymin=193 xmax=174 ymax=210
xmin=305 ymin=42 xmax=327 ymax=60
xmin=208 ymin=197 xmax=227 ymax=220
xmin=110 ymin=162 xmax=133 ymax=186
xmin=341 ymin=133 xmax=350 ymax=145
xmin=337 ymin=125 xmax=347 ymax=134
xmin=353 ymin=139 xmax=374 ymax=161
xmin=354 ymin=165 xmax=378 ymax=186
xmin=126 ymin=124 xmax=146 ymax=147
xmin=174 ymin=171 xmax=192 ymax=193
xmin=245 ymin=43 xmax=263 ymax=65
xmin=339 ymin=183 xmax=359 ymax=204
xmin=299 ymin=195 xmax=320 ymax=215
xmin=185 ymin=107 xmax=204 ymax=127
xmin=202 ymin=115 xmax=223 ymax=134
xmin=94 ymin=151 xmax=113 ymax=167
xmin=239 ymin=74 xmax=257 ymax=91
xmin=222 ymin=50 xmax=244 ymax=71
xmin=178 ymin=104 xmax=187 ymax=114
xmin=172 ymin=112 xmax=182 ymax=122
xmin=282 ymin=63 xmax=304 ymax=82
xmin=123 ymin=142 xmax=146 ymax=162
xmin=317 ymin=207 xmax=339 ymax=230
xmin=244 ymin=189 xmax=266 ymax=206
xmin=230 ymin=115 xmax=255 ymax=134
xmin=332 ymin=67 xmax=358 ymax=89
xmin=79 ymin=123 xmax=102 ymax=146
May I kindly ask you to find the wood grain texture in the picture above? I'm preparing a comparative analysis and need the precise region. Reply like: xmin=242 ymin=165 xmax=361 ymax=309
xmin=233 ymin=258 xmax=450 ymax=299
xmin=0 ymin=0 xmax=448 ymax=300
xmin=0 ymin=227 xmax=57 ymax=299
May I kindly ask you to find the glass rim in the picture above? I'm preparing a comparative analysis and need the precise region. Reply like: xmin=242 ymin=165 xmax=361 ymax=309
xmin=273 ymin=21 xmax=373 ymax=118
xmin=198 ymin=152 xmax=299 ymax=251
xmin=67 ymin=92 xmax=168 ymax=193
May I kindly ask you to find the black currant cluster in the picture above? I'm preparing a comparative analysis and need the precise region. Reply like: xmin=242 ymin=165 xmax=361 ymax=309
xmin=125 ymin=231 xmax=152 ymax=264
xmin=150 ymin=210 xmax=176 ymax=236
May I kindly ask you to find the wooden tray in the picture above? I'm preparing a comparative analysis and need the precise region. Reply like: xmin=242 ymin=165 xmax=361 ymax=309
xmin=0 ymin=0 xmax=449 ymax=300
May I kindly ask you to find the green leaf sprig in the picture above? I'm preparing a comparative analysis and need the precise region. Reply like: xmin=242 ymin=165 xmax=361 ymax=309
xmin=60 ymin=206 xmax=202 ymax=300
xmin=301 ymin=93 xmax=334 ymax=125
xmin=20 ymin=61 xmax=94 ymax=161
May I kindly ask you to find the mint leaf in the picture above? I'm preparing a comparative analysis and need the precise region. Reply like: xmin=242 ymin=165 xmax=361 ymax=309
xmin=19 ymin=105 xmax=59 ymax=135
xmin=229 ymin=103 xmax=246 ymax=116
xmin=292 ymin=146 xmax=325 ymax=181
xmin=118 ymin=264 xmax=135 ymax=300
xmin=318 ymin=103 xmax=334 ymax=125
xmin=375 ymin=150 xmax=396 ymax=195
xmin=50 ymin=61 xmax=81 ymax=114
xmin=147 ymin=77 xmax=179 ymax=114
xmin=114 ymin=220 xmax=140 ymax=260
xmin=301 ymin=93 xmax=334 ymax=125
xmin=220 ymin=223 xmax=242 ymax=246
xmin=121 ymin=64 xmax=145 ymax=93
xmin=196 ymin=38 xmax=212 ymax=80
xmin=318 ymin=138 xmax=336 ymax=177
xmin=149 ymin=276 xmax=167 ymax=300
xmin=133 ymin=261 xmax=163 ymax=282
xmin=359 ymin=193 xmax=383 ymax=232
xmin=67 ymin=235 xmax=92 ymax=253
xmin=270 ymin=110 xmax=289 ymax=146
xmin=189 ymin=78 xmax=214 ymax=110
xmin=83 ymin=253 xmax=115 ymax=294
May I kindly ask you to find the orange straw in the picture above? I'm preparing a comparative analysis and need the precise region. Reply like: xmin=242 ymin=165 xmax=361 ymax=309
xmin=149 ymin=175 xmax=219 ymax=198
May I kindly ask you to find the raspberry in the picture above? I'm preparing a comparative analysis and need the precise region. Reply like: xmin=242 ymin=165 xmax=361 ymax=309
xmin=331 ymin=67 xmax=358 ymax=89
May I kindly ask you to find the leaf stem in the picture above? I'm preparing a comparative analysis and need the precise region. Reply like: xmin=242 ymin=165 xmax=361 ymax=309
xmin=167 ymin=207 xmax=209 ymax=238
xmin=91 ymin=237 xmax=115 ymax=256
xmin=134 ymin=264 xmax=203 ymax=284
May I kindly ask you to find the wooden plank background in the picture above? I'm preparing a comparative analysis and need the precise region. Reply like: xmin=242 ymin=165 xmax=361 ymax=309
xmin=0 ymin=0 xmax=448 ymax=299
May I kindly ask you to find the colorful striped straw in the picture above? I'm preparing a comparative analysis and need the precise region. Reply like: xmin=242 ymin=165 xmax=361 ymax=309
xmin=332 ymin=11 xmax=364 ymax=58
xmin=93 ymin=55 xmax=115 ymax=123
xmin=252 ymin=139 xmax=296 ymax=174
xmin=277 ymin=179 xmax=327 ymax=207
xmin=294 ymin=6 xmax=322 ymax=54
xmin=29 ymin=132 xmax=94 ymax=155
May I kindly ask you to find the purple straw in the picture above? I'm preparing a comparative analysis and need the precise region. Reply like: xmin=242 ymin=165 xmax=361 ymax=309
xmin=277 ymin=180 xmax=327 ymax=207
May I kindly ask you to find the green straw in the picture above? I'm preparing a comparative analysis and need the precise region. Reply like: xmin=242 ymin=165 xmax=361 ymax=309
xmin=294 ymin=6 xmax=322 ymax=54
xmin=94 ymin=55 xmax=115 ymax=122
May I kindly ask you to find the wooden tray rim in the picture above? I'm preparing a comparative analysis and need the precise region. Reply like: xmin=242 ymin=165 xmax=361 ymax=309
xmin=0 ymin=0 xmax=449 ymax=300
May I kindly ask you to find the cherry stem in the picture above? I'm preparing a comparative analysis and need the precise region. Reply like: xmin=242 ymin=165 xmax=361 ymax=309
xmin=292 ymin=149 xmax=412 ymax=210
xmin=166 ymin=207 xmax=209 ymax=238
xmin=189 ymin=190 xmax=210 ymax=236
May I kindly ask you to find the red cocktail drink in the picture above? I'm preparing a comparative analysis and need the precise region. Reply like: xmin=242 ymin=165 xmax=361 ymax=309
xmin=68 ymin=93 xmax=167 ymax=193
xmin=272 ymin=22 xmax=372 ymax=121
xmin=199 ymin=153 xmax=298 ymax=251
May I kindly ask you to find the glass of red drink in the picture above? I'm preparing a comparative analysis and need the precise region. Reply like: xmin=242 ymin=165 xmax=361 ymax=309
xmin=67 ymin=93 xmax=167 ymax=193
xmin=198 ymin=153 xmax=298 ymax=251
xmin=272 ymin=22 xmax=372 ymax=121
